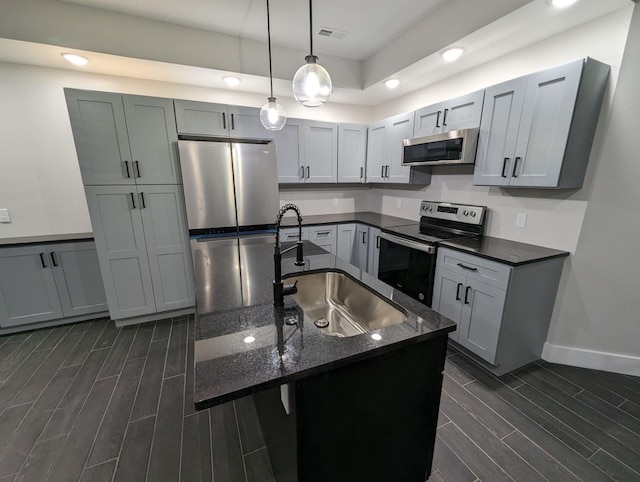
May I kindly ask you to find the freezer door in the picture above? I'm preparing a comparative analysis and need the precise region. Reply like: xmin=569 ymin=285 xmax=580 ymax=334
xmin=178 ymin=141 xmax=236 ymax=231
xmin=232 ymin=143 xmax=279 ymax=229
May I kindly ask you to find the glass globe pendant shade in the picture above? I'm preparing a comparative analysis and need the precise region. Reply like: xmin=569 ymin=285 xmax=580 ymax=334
xmin=292 ymin=55 xmax=332 ymax=107
xmin=260 ymin=97 xmax=287 ymax=130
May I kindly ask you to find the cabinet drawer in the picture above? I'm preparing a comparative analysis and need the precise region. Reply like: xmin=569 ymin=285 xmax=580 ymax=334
xmin=280 ymin=227 xmax=308 ymax=242
xmin=308 ymin=225 xmax=337 ymax=241
xmin=437 ymin=247 xmax=511 ymax=290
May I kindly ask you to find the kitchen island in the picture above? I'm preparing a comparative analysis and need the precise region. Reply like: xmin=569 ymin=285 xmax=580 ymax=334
xmin=192 ymin=237 xmax=455 ymax=481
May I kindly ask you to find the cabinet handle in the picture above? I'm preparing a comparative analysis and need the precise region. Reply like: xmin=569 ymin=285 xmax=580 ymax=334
xmin=455 ymin=282 xmax=463 ymax=301
xmin=386 ymin=165 xmax=390 ymax=178
xmin=300 ymin=166 xmax=305 ymax=179
xmin=123 ymin=161 xmax=131 ymax=178
xmin=39 ymin=252 xmax=47 ymax=268
xmin=381 ymin=166 xmax=385 ymax=178
xmin=231 ymin=113 xmax=235 ymax=130
xmin=442 ymin=108 xmax=449 ymax=127
xmin=286 ymin=234 xmax=298 ymax=239
xmin=360 ymin=166 xmax=364 ymax=179
xmin=306 ymin=166 xmax=310 ymax=179
xmin=316 ymin=231 xmax=331 ymax=236
xmin=376 ymin=236 xmax=380 ymax=249
xmin=50 ymin=251 xmax=59 ymax=267
xmin=222 ymin=112 xmax=226 ymax=130
xmin=464 ymin=286 xmax=472 ymax=304
xmin=501 ymin=158 xmax=509 ymax=178
xmin=139 ymin=191 xmax=146 ymax=208
xmin=512 ymin=157 xmax=521 ymax=177
xmin=435 ymin=110 xmax=441 ymax=128
xmin=362 ymin=232 xmax=367 ymax=244
xmin=457 ymin=263 xmax=478 ymax=272
xmin=134 ymin=160 xmax=141 ymax=178
xmin=129 ymin=192 xmax=136 ymax=209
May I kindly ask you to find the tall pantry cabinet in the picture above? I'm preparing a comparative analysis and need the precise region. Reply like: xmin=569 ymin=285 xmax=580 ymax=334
xmin=65 ymin=89 xmax=194 ymax=321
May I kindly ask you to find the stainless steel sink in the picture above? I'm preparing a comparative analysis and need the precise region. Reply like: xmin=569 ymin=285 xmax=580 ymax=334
xmin=284 ymin=270 xmax=407 ymax=337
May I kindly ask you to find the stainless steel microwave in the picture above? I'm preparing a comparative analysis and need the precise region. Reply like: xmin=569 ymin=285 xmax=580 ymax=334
xmin=402 ymin=128 xmax=479 ymax=166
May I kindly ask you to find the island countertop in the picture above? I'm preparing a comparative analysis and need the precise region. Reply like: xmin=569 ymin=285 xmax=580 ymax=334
xmin=192 ymin=238 xmax=455 ymax=410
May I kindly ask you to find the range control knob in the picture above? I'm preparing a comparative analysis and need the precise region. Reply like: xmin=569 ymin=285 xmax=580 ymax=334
xmin=463 ymin=210 xmax=469 ymax=216
xmin=470 ymin=211 xmax=477 ymax=218
xmin=426 ymin=205 xmax=433 ymax=212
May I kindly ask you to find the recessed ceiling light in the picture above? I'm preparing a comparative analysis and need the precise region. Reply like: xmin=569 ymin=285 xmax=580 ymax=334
xmin=62 ymin=53 xmax=89 ymax=66
xmin=384 ymin=79 xmax=401 ymax=89
xmin=442 ymin=47 xmax=464 ymax=63
xmin=549 ymin=0 xmax=578 ymax=8
xmin=223 ymin=76 xmax=241 ymax=87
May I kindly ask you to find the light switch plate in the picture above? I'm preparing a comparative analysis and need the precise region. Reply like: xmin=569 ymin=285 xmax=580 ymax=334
xmin=333 ymin=198 xmax=339 ymax=207
xmin=0 ymin=209 xmax=11 ymax=223
xmin=516 ymin=212 xmax=527 ymax=228
xmin=396 ymin=199 xmax=402 ymax=209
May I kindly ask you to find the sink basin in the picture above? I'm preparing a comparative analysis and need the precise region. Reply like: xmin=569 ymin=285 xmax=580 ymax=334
xmin=284 ymin=270 xmax=407 ymax=337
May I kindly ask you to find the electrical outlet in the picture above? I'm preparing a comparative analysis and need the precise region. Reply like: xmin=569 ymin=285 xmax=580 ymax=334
xmin=279 ymin=199 xmax=286 ymax=207
xmin=396 ymin=199 xmax=402 ymax=209
xmin=516 ymin=212 xmax=527 ymax=228
xmin=0 ymin=209 xmax=10 ymax=223
xmin=333 ymin=198 xmax=339 ymax=207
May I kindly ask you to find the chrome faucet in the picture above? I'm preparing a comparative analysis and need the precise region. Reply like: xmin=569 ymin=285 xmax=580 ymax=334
xmin=273 ymin=203 xmax=305 ymax=306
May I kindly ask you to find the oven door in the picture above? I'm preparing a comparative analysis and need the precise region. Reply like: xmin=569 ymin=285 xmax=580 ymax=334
xmin=378 ymin=232 xmax=437 ymax=307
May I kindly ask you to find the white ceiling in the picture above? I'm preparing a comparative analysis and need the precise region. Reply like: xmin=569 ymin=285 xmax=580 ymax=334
xmin=0 ymin=0 xmax=634 ymax=105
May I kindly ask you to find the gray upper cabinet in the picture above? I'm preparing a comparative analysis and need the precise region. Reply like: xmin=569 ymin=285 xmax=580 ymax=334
xmin=228 ymin=106 xmax=269 ymax=139
xmin=123 ymin=95 xmax=180 ymax=184
xmin=474 ymin=58 xmax=610 ymax=188
xmin=0 ymin=246 xmax=64 ymax=327
xmin=338 ymin=124 xmax=367 ymax=183
xmin=366 ymin=227 xmax=381 ymax=277
xmin=303 ymin=121 xmax=338 ymax=183
xmin=65 ymin=89 xmax=134 ymax=186
xmin=174 ymin=99 xmax=229 ymax=137
xmin=386 ymin=113 xmax=414 ymax=183
xmin=275 ymin=118 xmax=305 ymax=183
xmin=413 ymin=90 xmax=485 ymax=138
xmin=366 ymin=121 xmax=387 ymax=183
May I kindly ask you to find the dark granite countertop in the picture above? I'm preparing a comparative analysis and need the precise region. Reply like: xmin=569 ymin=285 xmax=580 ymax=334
xmin=439 ymin=236 xmax=570 ymax=266
xmin=0 ymin=233 xmax=94 ymax=246
xmin=279 ymin=211 xmax=416 ymax=229
xmin=193 ymin=239 xmax=455 ymax=410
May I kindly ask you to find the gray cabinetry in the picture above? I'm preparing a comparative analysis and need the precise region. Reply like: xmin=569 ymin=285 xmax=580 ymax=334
xmin=227 ymin=106 xmax=265 ymax=139
xmin=336 ymin=223 xmax=357 ymax=262
xmin=308 ymin=225 xmax=337 ymax=255
xmin=387 ymin=113 xmax=414 ymax=183
xmin=366 ymin=227 xmax=381 ymax=277
xmin=474 ymin=58 xmax=609 ymax=188
xmin=366 ymin=122 xmax=387 ymax=183
xmin=338 ymin=124 xmax=367 ymax=183
xmin=413 ymin=90 xmax=485 ymax=137
xmin=354 ymin=224 xmax=369 ymax=271
xmin=174 ymin=99 xmax=229 ymax=137
xmin=432 ymin=247 xmax=564 ymax=375
xmin=275 ymin=119 xmax=305 ymax=183
xmin=303 ymin=121 xmax=338 ymax=183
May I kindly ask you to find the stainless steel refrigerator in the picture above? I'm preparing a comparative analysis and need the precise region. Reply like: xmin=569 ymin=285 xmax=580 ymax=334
xmin=178 ymin=139 xmax=279 ymax=311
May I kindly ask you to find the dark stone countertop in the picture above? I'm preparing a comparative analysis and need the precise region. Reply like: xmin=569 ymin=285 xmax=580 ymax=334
xmin=193 ymin=239 xmax=455 ymax=410
xmin=279 ymin=211 xmax=416 ymax=229
xmin=0 ymin=233 xmax=94 ymax=246
xmin=439 ymin=236 xmax=570 ymax=266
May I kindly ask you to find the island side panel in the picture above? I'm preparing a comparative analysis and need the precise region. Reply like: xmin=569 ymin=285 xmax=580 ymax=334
xmin=295 ymin=336 xmax=448 ymax=482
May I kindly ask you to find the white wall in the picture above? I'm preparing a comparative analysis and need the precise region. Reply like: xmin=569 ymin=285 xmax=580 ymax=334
xmin=369 ymin=7 xmax=633 ymax=253
xmin=0 ymin=63 xmax=371 ymax=241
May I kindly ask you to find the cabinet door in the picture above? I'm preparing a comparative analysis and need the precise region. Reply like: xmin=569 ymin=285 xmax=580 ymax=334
xmin=123 ymin=95 xmax=180 ymax=185
xmin=366 ymin=227 xmax=381 ymax=277
xmin=304 ymin=121 xmax=338 ymax=183
xmin=50 ymin=241 xmax=108 ymax=317
xmin=441 ymin=90 xmax=485 ymax=132
xmin=0 ymin=246 xmax=63 ymax=327
xmin=228 ymin=106 xmax=270 ymax=140
xmin=386 ymin=113 xmax=414 ymax=183
xmin=431 ymin=268 xmax=465 ymax=343
xmin=65 ymin=89 xmax=134 ymax=185
xmin=336 ymin=223 xmax=357 ymax=263
xmin=337 ymin=124 xmax=367 ymax=183
xmin=459 ymin=279 xmax=507 ymax=364
xmin=138 ymin=185 xmax=194 ymax=312
xmin=366 ymin=121 xmax=387 ymax=182
xmin=354 ymin=225 xmax=369 ymax=271
xmin=174 ymin=99 xmax=229 ymax=137
xmin=473 ymin=77 xmax=527 ymax=186
xmin=312 ymin=239 xmax=337 ymax=256
xmin=413 ymin=101 xmax=447 ymax=137
xmin=511 ymin=60 xmax=583 ymax=187
xmin=85 ymin=186 xmax=156 ymax=319
xmin=274 ymin=119 xmax=304 ymax=183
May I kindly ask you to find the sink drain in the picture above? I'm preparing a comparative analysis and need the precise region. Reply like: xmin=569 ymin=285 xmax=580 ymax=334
xmin=284 ymin=316 xmax=298 ymax=326
xmin=314 ymin=318 xmax=329 ymax=329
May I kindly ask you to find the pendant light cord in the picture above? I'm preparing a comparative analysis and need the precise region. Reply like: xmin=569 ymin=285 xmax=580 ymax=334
xmin=266 ymin=0 xmax=274 ymax=98
xmin=309 ymin=0 xmax=313 ymax=56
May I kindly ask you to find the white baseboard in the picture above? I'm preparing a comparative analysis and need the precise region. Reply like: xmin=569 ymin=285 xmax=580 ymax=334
xmin=542 ymin=342 xmax=640 ymax=377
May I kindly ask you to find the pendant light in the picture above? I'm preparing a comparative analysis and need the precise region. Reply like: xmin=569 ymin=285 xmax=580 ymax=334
xmin=260 ymin=0 xmax=287 ymax=130
xmin=292 ymin=0 xmax=332 ymax=107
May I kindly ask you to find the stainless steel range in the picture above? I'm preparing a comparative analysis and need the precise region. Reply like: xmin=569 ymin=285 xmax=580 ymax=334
xmin=378 ymin=201 xmax=487 ymax=307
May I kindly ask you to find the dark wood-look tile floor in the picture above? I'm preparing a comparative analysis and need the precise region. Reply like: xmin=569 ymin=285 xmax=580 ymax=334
xmin=0 ymin=319 xmax=639 ymax=482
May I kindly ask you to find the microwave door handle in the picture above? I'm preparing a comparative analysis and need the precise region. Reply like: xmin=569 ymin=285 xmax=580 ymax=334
xmin=379 ymin=232 xmax=435 ymax=254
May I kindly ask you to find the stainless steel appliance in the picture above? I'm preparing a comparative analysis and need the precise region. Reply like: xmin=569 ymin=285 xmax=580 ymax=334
xmin=402 ymin=128 xmax=479 ymax=166
xmin=378 ymin=201 xmax=487 ymax=307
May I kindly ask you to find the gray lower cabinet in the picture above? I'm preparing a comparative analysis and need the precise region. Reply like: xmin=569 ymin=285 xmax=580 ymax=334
xmin=432 ymin=247 xmax=564 ymax=375
xmin=337 ymin=124 xmax=367 ymax=183
xmin=336 ymin=224 xmax=357 ymax=263
xmin=85 ymin=185 xmax=193 ymax=320
xmin=0 ymin=242 xmax=107 ymax=328
xmin=367 ymin=227 xmax=381 ymax=277
xmin=307 ymin=225 xmax=337 ymax=255
xmin=354 ymin=224 xmax=369 ymax=271
xmin=473 ymin=57 xmax=610 ymax=188
xmin=279 ymin=226 xmax=309 ymax=242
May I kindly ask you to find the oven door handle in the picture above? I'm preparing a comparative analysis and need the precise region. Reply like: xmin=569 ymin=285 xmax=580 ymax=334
xmin=379 ymin=232 xmax=435 ymax=254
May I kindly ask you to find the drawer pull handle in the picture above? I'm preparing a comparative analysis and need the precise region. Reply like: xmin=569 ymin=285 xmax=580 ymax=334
xmin=316 ymin=231 xmax=331 ymax=236
xmin=50 ymin=251 xmax=59 ymax=267
xmin=457 ymin=263 xmax=478 ymax=271
xmin=464 ymin=286 xmax=472 ymax=304
xmin=456 ymin=283 xmax=463 ymax=301
xmin=362 ymin=232 xmax=367 ymax=244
